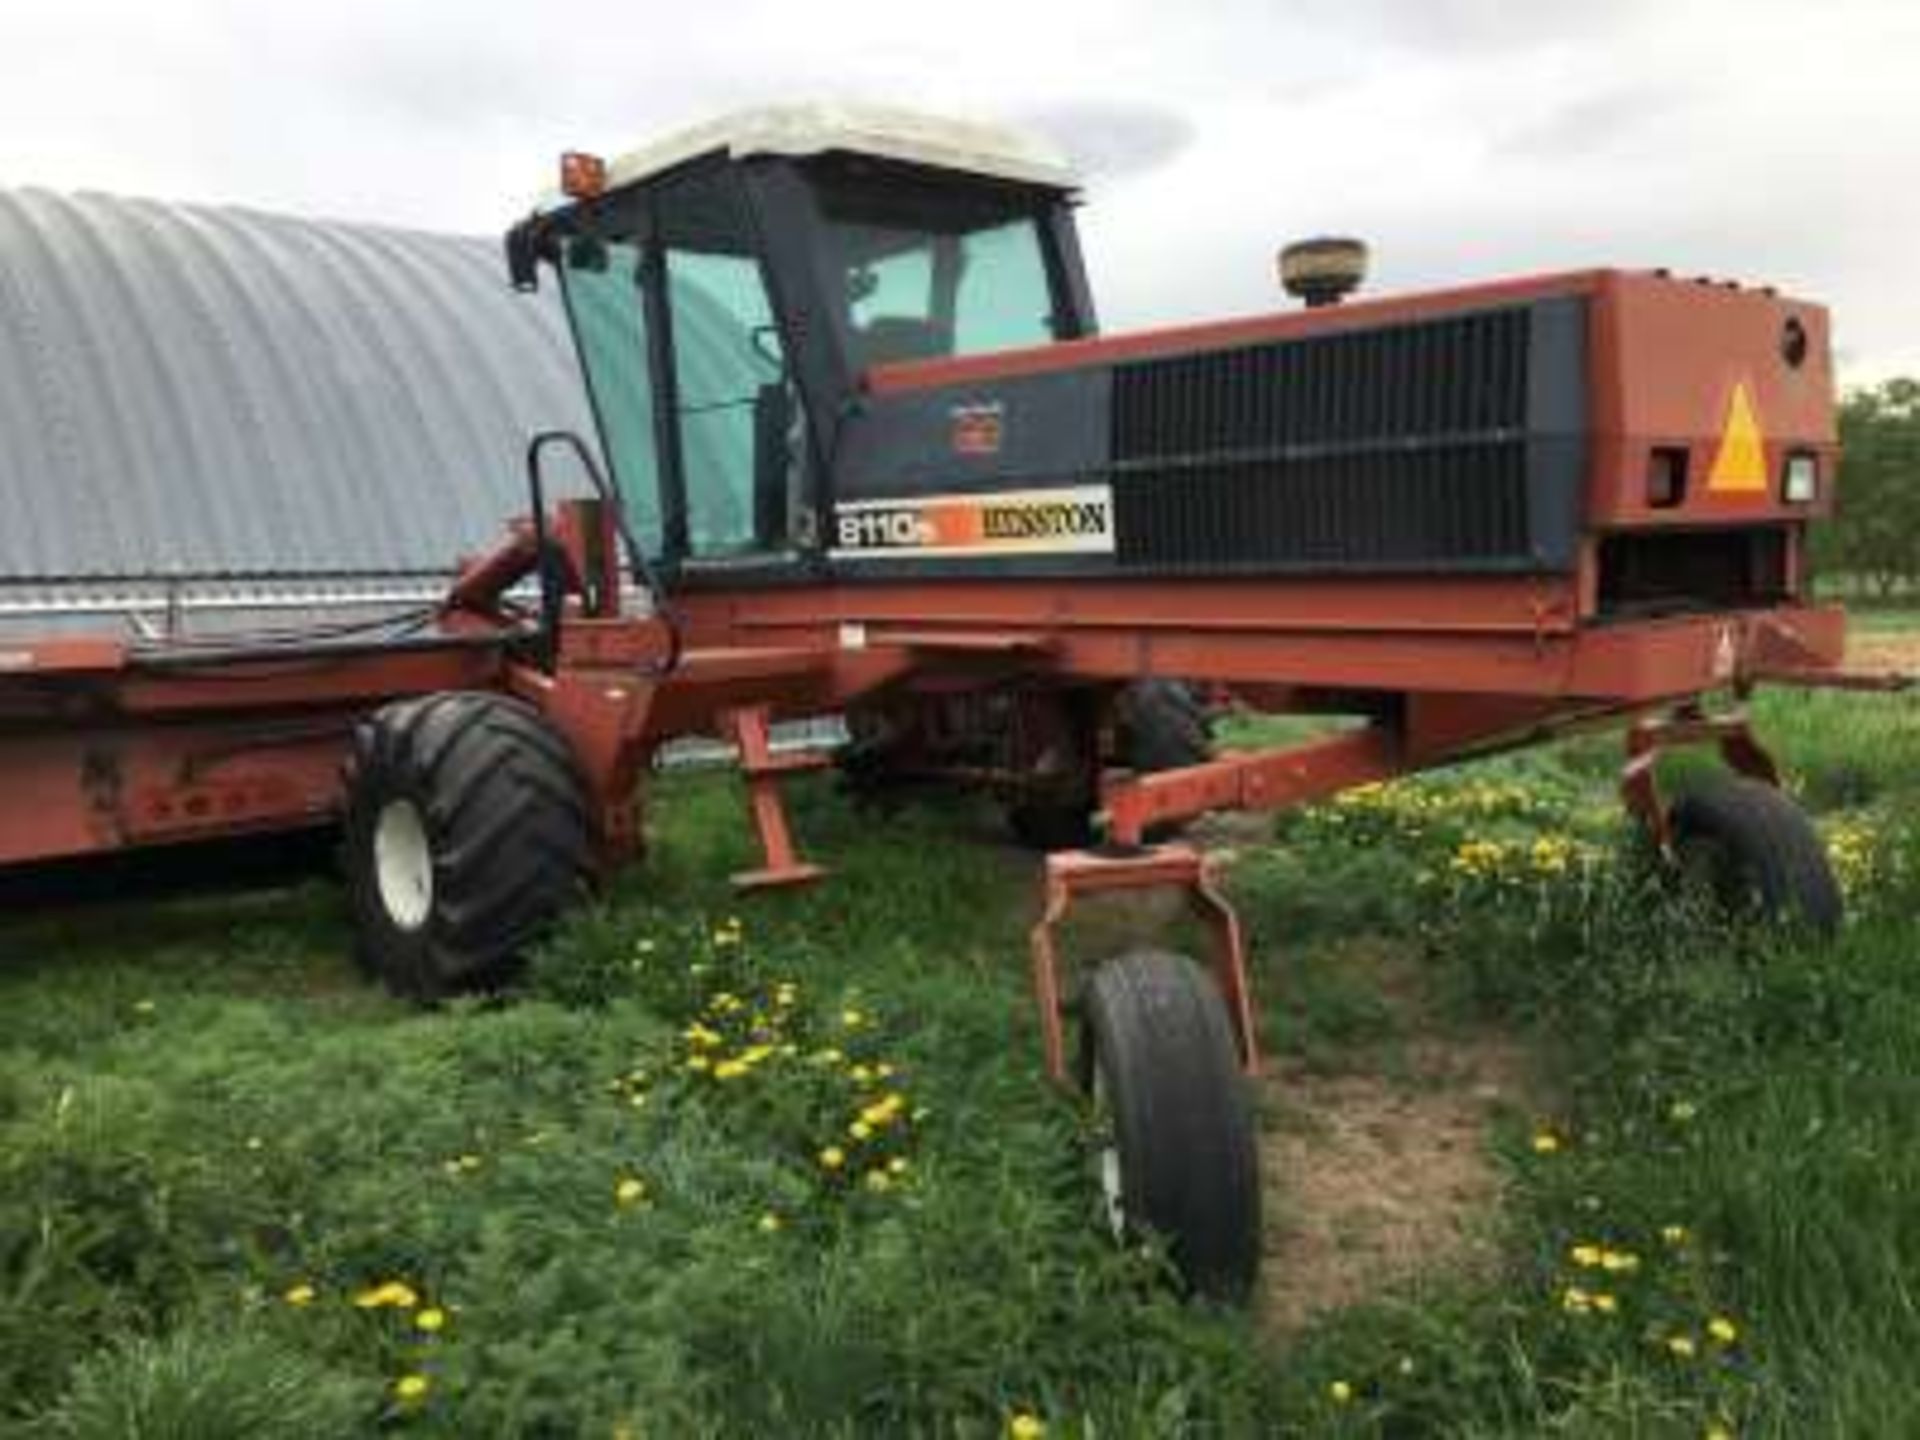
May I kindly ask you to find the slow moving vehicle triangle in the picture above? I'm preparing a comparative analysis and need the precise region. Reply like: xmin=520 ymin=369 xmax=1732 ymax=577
xmin=1707 ymin=380 xmax=1768 ymax=494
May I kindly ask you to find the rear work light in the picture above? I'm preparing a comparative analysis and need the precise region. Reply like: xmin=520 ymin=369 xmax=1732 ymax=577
xmin=1783 ymin=452 xmax=1818 ymax=504
xmin=1647 ymin=447 xmax=1688 ymax=508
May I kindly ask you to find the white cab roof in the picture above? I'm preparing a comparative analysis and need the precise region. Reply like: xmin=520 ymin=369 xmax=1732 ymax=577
xmin=598 ymin=102 xmax=1078 ymax=193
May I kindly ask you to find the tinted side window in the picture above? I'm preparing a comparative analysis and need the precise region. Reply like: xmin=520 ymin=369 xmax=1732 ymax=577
xmin=558 ymin=240 xmax=662 ymax=554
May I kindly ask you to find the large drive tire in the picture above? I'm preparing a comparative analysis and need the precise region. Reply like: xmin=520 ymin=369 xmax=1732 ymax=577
xmin=1116 ymin=679 xmax=1213 ymax=773
xmin=1006 ymin=681 xmax=1214 ymax=851
xmin=343 ymin=692 xmax=593 ymax=1000
xmin=1080 ymin=949 xmax=1261 ymax=1302
xmin=1669 ymin=774 xmax=1843 ymax=934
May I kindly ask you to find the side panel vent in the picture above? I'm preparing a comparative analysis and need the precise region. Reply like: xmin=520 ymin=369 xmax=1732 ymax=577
xmin=1114 ymin=443 xmax=1531 ymax=570
xmin=1110 ymin=303 xmax=1579 ymax=573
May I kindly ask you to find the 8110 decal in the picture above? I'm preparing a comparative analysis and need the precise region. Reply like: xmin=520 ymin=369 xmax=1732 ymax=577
xmin=830 ymin=485 xmax=1116 ymax=559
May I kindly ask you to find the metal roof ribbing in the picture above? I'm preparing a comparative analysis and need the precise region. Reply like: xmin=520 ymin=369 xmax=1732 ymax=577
xmin=0 ymin=188 xmax=597 ymax=593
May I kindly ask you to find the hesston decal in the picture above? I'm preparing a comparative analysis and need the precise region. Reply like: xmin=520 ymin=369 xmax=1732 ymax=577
xmin=981 ymin=498 xmax=1107 ymax=541
xmin=831 ymin=485 xmax=1116 ymax=559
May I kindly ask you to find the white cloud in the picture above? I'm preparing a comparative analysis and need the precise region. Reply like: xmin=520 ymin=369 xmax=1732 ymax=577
xmin=0 ymin=0 xmax=1913 ymax=378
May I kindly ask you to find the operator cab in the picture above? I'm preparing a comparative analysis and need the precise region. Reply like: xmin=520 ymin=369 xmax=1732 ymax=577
xmin=506 ymin=103 xmax=1092 ymax=575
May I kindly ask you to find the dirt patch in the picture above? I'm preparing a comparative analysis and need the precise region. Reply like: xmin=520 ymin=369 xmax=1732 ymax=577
xmin=1259 ymin=1024 xmax=1535 ymax=1338
xmin=1003 ymin=837 xmax=1540 ymax=1335
xmin=1849 ymin=627 xmax=1920 ymax=674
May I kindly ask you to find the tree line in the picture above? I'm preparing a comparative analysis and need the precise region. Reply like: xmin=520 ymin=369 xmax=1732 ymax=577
xmin=1816 ymin=377 xmax=1920 ymax=597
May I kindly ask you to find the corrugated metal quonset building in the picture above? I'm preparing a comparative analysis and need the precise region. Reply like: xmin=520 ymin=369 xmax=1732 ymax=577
xmin=0 ymin=187 xmax=600 ymax=638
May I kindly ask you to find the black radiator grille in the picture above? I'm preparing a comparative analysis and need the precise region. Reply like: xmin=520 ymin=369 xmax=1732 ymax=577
xmin=1111 ymin=306 xmax=1540 ymax=571
xmin=1115 ymin=443 xmax=1531 ymax=570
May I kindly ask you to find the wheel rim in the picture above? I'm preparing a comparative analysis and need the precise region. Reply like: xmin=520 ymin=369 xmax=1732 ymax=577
xmin=373 ymin=798 xmax=434 ymax=932
xmin=1091 ymin=1064 xmax=1126 ymax=1240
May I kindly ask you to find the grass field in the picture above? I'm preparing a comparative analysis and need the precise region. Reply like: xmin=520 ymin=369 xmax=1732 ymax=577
xmin=1 ymin=623 xmax=1915 ymax=1437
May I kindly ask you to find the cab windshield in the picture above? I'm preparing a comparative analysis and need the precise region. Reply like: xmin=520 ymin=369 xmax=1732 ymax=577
xmin=812 ymin=166 xmax=1064 ymax=370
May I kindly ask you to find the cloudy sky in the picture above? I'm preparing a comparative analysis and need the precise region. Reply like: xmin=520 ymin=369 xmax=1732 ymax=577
xmin=1 ymin=0 xmax=1914 ymax=381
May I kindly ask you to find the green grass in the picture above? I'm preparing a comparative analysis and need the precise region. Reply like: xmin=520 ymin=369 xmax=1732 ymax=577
xmin=0 ymin=785 xmax=1269 ymax=1437
xmin=2 ymin=626 xmax=1916 ymax=1435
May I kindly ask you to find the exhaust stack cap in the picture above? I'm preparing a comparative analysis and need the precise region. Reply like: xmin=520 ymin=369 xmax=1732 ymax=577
xmin=1280 ymin=236 xmax=1368 ymax=308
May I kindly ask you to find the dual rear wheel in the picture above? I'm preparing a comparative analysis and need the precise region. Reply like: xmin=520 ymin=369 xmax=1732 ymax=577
xmin=1070 ymin=773 xmax=1843 ymax=1306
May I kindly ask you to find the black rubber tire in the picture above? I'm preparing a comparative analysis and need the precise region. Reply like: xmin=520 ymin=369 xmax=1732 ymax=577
xmin=1669 ymin=774 xmax=1843 ymax=934
xmin=1080 ymin=949 xmax=1261 ymax=1302
xmin=343 ymin=692 xmax=593 ymax=1000
xmin=1117 ymin=679 xmax=1213 ymax=773
xmin=1006 ymin=798 xmax=1096 ymax=850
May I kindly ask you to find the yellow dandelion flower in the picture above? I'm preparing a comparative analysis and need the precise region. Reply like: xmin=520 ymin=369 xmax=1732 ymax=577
xmin=888 ymin=1156 xmax=910 ymax=1176
xmin=1666 ymin=1333 xmax=1698 ymax=1359
xmin=615 ymin=1176 xmax=647 ymax=1207
xmin=283 ymin=1283 xmax=316 ymax=1307
xmin=1561 ymin=1285 xmax=1592 ymax=1314
xmin=685 ymin=1054 xmax=711 ymax=1072
xmin=819 ymin=1146 xmax=846 ymax=1170
xmin=415 ymin=1307 xmax=447 ymax=1333
xmin=1669 ymin=1100 xmax=1698 ymax=1123
xmin=1592 ymin=1292 xmax=1618 ymax=1314
xmin=713 ymin=1060 xmax=749 ymax=1081
xmin=1570 ymin=1244 xmax=1603 ymax=1268
xmin=1532 ymin=1130 xmax=1562 ymax=1154
xmin=758 ymin=1211 xmax=783 ymax=1233
xmin=864 ymin=1170 xmax=893 ymax=1193
xmin=1329 ymin=1379 xmax=1354 ymax=1403
xmin=1707 ymin=1316 xmax=1739 ymax=1345
xmin=1600 ymin=1250 xmax=1640 ymax=1273
xmin=393 ymin=1373 xmax=431 ymax=1403
xmin=841 ymin=1008 xmax=866 ymax=1029
xmin=353 ymin=1281 xmax=419 ymax=1310
xmin=849 ymin=1120 xmax=874 ymax=1141
xmin=1007 ymin=1415 xmax=1046 ymax=1440
xmin=1661 ymin=1224 xmax=1690 ymax=1246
